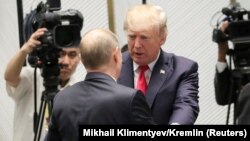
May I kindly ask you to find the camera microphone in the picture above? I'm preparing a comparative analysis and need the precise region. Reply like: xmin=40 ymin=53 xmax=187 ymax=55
xmin=221 ymin=7 xmax=238 ymax=21
xmin=47 ymin=0 xmax=61 ymax=11
xmin=222 ymin=7 xmax=233 ymax=16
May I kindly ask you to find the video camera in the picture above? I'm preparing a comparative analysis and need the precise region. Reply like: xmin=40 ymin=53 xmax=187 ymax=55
xmin=212 ymin=2 xmax=250 ymax=73
xmin=24 ymin=0 xmax=83 ymax=91
xmin=32 ymin=3 xmax=83 ymax=48
xmin=26 ymin=0 xmax=83 ymax=67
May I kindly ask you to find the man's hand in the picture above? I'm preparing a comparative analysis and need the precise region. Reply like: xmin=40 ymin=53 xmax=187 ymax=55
xmin=217 ymin=21 xmax=229 ymax=62
xmin=21 ymin=28 xmax=47 ymax=54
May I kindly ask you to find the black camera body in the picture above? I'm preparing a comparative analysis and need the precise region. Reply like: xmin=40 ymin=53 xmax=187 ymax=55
xmin=24 ymin=0 xmax=83 ymax=91
xmin=32 ymin=6 xmax=83 ymax=48
xmin=225 ymin=8 xmax=250 ymax=73
xmin=26 ymin=1 xmax=83 ymax=68
xmin=223 ymin=6 xmax=250 ymax=42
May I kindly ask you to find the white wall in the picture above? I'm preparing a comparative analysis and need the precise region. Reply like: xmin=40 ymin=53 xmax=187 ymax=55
xmin=0 ymin=1 xmax=18 ymax=140
xmin=1 ymin=0 xmax=250 ymax=140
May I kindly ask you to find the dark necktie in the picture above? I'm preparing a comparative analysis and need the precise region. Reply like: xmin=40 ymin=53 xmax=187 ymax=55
xmin=136 ymin=65 xmax=149 ymax=95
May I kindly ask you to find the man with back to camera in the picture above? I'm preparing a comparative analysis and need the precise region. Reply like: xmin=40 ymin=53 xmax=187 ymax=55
xmin=4 ymin=28 xmax=81 ymax=141
xmin=117 ymin=4 xmax=200 ymax=125
xmin=45 ymin=28 xmax=154 ymax=141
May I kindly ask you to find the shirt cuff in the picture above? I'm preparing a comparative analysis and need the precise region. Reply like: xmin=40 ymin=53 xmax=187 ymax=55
xmin=216 ymin=62 xmax=227 ymax=73
xmin=170 ymin=123 xmax=180 ymax=125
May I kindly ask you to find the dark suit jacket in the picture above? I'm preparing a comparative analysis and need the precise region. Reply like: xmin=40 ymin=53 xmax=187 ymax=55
xmin=214 ymin=67 xmax=247 ymax=105
xmin=237 ymin=83 xmax=250 ymax=124
xmin=45 ymin=72 xmax=154 ymax=141
xmin=214 ymin=67 xmax=233 ymax=105
xmin=215 ymin=66 xmax=250 ymax=124
xmin=117 ymin=50 xmax=199 ymax=125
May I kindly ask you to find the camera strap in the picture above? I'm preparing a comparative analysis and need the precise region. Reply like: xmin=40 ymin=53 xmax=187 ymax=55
xmin=23 ymin=10 xmax=37 ymax=42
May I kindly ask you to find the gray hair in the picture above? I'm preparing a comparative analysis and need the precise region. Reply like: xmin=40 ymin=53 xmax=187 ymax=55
xmin=80 ymin=29 xmax=119 ymax=69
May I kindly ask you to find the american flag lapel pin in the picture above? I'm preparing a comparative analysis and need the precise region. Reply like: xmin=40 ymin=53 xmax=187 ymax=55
xmin=160 ymin=69 xmax=165 ymax=74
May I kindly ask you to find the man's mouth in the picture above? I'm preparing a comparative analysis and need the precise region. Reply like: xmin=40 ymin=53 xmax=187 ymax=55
xmin=60 ymin=69 xmax=69 ymax=74
xmin=135 ymin=52 xmax=144 ymax=57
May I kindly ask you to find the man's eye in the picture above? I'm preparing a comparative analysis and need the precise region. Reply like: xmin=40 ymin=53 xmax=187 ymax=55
xmin=128 ymin=36 xmax=135 ymax=40
xmin=68 ymin=52 xmax=77 ymax=58
xmin=60 ymin=52 xmax=66 ymax=57
xmin=141 ymin=36 xmax=150 ymax=40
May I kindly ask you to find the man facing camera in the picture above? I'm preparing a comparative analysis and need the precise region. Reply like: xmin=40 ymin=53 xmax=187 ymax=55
xmin=45 ymin=29 xmax=154 ymax=141
xmin=118 ymin=4 xmax=199 ymax=125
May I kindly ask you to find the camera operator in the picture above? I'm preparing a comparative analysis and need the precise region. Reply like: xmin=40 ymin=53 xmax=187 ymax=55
xmin=214 ymin=21 xmax=231 ymax=106
xmin=214 ymin=21 xmax=250 ymax=125
xmin=4 ymin=28 xmax=81 ymax=141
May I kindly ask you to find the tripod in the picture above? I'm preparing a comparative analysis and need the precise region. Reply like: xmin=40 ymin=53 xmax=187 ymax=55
xmin=226 ymin=70 xmax=242 ymax=125
xmin=33 ymin=50 xmax=60 ymax=141
xmin=34 ymin=88 xmax=59 ymax=141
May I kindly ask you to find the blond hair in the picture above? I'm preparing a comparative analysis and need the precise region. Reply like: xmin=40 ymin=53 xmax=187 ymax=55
xmin=124 ymin=4 xmax=167 ymax=36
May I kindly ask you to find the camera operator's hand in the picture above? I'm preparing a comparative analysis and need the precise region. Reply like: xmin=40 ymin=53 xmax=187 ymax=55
xmin=218 ymin=21 xmax=229 ymax=62
xmin=4 ymin=28 xmax=47 ymax=87
xmin=21 ymin=28 xmax=47 ymax=54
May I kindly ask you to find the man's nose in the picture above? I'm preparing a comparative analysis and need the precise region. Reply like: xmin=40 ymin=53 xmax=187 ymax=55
xmin=134 ymin=38 xmax=142 ymax=48
xmin=60 ymin=55 xmax=70 ymax=64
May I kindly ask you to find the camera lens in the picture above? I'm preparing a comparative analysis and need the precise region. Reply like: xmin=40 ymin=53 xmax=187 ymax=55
xmin=54 ymin=25 xmax=81 ymax=48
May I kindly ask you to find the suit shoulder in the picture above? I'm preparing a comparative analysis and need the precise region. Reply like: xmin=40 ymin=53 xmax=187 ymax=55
xmin=116 ymin=84 xmax=137 ymax=95
xmin=170 ymin=53 xmax=196 ymax=63
xmin=114 ymin=84 xmax=144 ymax=102
xmin=55 ymin=81 xmax=83 ymax=98
xmin=165 ymin=52 xmax=198 ymax=66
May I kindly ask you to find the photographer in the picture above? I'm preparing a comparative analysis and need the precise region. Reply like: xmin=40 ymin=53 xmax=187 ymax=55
xmin=4 ymin=28 xmax=81 ymax=141
xmin=214 ymin=21 xmax=232 ymax=106
xmin=214 ymin=21 xmax=250 ymax=125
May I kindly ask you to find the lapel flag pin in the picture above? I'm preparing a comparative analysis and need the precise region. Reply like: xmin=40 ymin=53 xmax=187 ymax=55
xmin=160 ymin=69 xmax=165 ymax=74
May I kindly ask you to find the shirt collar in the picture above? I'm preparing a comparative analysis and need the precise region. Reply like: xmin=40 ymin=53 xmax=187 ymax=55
xmin=109 ymin=75 xmax=117 ymax=82
xmin=59 ymin=76 xmax=78 ymax=90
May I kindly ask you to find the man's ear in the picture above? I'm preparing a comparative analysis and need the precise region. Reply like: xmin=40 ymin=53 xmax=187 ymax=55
xmin=113 ymin=47 xmax=120 ymax=63
xmin=160 ymin=32 xmax=167 ymax=45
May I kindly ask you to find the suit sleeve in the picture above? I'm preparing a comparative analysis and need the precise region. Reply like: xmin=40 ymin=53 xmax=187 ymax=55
xmin=236 ymin=83 xmax=250 ymax=125
xmin=130 ymin=90 xmax=155 ymax=125
xmin=169 ymin=62 xmax=199 ymax=125
xmin=214 ymin=66 xmax=235 ymax=105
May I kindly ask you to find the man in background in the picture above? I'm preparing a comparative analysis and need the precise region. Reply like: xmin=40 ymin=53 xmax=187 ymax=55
xmin=214 ymin=21 xmax=250 ymax=124
xmin=4 ymin=28 xmax=81 ymax=141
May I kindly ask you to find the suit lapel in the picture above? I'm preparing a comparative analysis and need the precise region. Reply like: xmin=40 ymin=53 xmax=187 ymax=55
xmin=118 ymin=51 xmax=174 ymax=108
xmin=146 ymin=51 xmax=174 ymax=107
